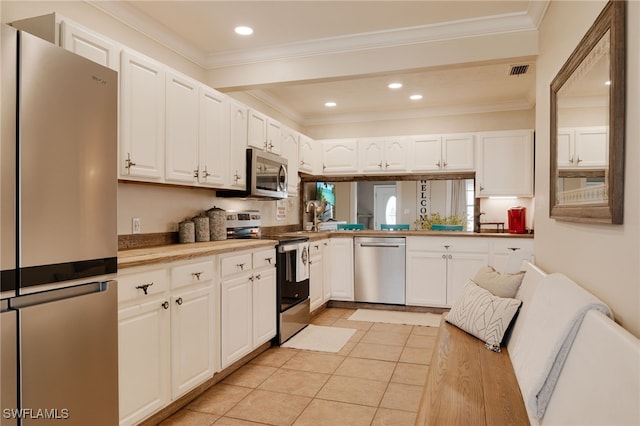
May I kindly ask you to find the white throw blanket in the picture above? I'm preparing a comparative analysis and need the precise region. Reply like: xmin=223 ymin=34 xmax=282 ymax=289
xmin=509 ymin=273 xmax=613 ymax=420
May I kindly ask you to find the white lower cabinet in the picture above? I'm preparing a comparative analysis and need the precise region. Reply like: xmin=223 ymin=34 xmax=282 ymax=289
xmin=405 ymin=237 xmax=489 ymax=307
xmin=491 ymin=238 xmax=534 ymax=273
xmin=326 ymin=238 xmax=354 ymax=301
xmin=309 ymin=239 xmax=329 ymax=311
xmin=117 ymin=258 xmax=216 ymax=426
xmin=220 ymin=247 xmax=277 ymax=369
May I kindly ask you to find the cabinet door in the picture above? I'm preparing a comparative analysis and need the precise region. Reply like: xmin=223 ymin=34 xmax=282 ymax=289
xmin=165 ymin=70 xmax=199 ymax=184
xmin=476 ymin=130 xmax=533 ymax=197
xmin=267 ymin=119 xmax=282 ymax=155
xmin=410 ymin=136 xmax=442 ymax=171
xmin=574 ymin=127 xmax=608 ymax=168
xmin=199 ymin=88 xmax=228 ymax=187
xmin=120 ymin=50 xmax=165 ymax=180
xmin=327 ymin=238 xmax=354 ymax=301
xmin=446 ymin=252 xmax=489 ymax=305
xmin=221 ymin=274 xmax=253 ymax=368
xmin=60 ymin=21 xmax=119 ymax=70
xmin=247 ymin=109 xmax=268 ymax=151
xmin=171 ymin=285 xmax=215 ymax=398
xmin=320 ymin=240 xmax=332 ymax=302
xmin=322 ymin=139 xmax=358 ymax=174
xmin=557 ymin=129 xmax=575 ymax=168
xmin=282 ymin=129 xmax=300 ymax=195
xmin=228 ymin=100 xmax=248 ymax=189
xmin=406 ymin=252 xmax=447 ymax=306
xmin=442 ymin=134 xmax=475 ymax=170
xmin=358 ymin=139 xmax=385 ymax=172
xmin=118 ymin=299 xmax=170 ymax=426
xmin=309 ymin=242 xmax=324 ymax=312
xmin=299 ymin=135 xmax=320 ymax=174
xmin=385 ymin=139 xmax=408 ymax=171
xmin=253 ymin=268 xmax=277 ymax=347
xmin=491 ymin=239 xmax=534 ymax=273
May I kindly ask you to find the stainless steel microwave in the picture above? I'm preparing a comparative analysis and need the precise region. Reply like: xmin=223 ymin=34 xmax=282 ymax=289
xmin=218 ymin=149 xmax=288 ymax=199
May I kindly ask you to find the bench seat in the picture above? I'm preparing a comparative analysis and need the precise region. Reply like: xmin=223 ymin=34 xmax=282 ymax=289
xmin=416 ymin=318 xmax=529 ymax=426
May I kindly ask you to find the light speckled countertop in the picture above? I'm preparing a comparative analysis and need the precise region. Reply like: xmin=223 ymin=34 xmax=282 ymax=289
xmin=118 ymin=230 xmax=532 ymax=268
xmin=118 ymin=239 xmax=277 ymax=269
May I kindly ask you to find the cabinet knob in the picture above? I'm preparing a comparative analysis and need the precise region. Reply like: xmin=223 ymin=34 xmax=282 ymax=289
xmin=265 ymin=257 xmax=272 ymax=264
xmin=201 ymin=166 xmax=210 ymax=178
xmin=176 ymin=297 xmax=183 ymax=306
xmin=442 ymin=162 xmax=448 ymax=168
xmin=442 ymin=254 xmax=446 ymax=259
xmin=237 ymin=263 xmax=245 ymax=271
xmin=385 ymin=161 xmax=389 ymax=169
xmin=448 ymin=254 xmax=452 ymax=259
xmin=576 ymin=156 xmax=583 ymax=164
xmin=378 ymin=161 xmax=383 ymax=169
xmin=436 ymin=161 xmax=441 ymax=168
xmin=507 ymin=247 xmax=520 ymax=251
xmin=136 ymin=282 xmax=154 ymax=295
xmin=192 ymin=272 xmax=203 ymax=280
xmin=443 ymin=245 xmax=450 ymax=249
xmin=249 ymin=275 xmax=254 ymax=282
xmin=255 ymin=274 xmax=261 ymax=280
xmin=161 ymin=301 xmax=169 ymax=310
xmin=193 ymin=169 xmax=199 ymax=178
xmin=479 ymin=185 xmax=485 ymax=191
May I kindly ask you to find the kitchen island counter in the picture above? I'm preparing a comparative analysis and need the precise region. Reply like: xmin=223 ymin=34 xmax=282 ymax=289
xmin=274 ymin=230 xmax=534 ymax=241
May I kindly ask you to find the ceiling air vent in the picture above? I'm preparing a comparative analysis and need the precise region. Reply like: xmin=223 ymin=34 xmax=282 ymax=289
xmin=509 ymin=64 xmax=530 ymax=76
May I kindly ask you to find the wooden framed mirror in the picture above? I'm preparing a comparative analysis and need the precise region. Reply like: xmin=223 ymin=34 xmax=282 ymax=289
xmin=550 ymin=0 xmax=625 ymax=224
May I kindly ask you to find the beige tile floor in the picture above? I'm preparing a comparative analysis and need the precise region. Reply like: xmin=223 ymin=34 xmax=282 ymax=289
xmin=160 ymin=307 xmax=438 ymax=426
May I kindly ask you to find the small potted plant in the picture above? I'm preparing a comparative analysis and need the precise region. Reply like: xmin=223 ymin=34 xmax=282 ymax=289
xmin=414 ymin=213 xmax=466 ymax=231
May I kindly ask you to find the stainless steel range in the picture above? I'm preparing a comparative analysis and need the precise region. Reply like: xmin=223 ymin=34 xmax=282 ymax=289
xmin=224 ymin=212 xmax=310 ymax=345
xmin=274 ymin=236 xmax=310 ymax=344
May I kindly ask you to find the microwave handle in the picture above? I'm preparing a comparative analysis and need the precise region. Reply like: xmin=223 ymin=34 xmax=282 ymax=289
xmin=278 ymin=164 xmax=288 ymax=192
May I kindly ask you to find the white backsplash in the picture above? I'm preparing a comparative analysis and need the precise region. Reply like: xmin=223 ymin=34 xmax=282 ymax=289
xmin=479 ymin=197 xmax=535 ymax=232
xmin=117 ymin=183 xmax=300 ymax=235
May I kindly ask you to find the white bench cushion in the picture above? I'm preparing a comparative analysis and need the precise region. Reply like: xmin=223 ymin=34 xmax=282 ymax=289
xmin=542 ymin=310 xmax=640 ymax=425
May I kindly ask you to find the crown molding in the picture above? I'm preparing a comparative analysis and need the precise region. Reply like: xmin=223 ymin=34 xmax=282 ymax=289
xmin=88 ymin=1 xmax=548 ymax=70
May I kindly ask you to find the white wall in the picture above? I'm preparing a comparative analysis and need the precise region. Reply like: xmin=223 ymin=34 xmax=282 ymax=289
xmin=535 ymin=0 xmax=640 ymax=337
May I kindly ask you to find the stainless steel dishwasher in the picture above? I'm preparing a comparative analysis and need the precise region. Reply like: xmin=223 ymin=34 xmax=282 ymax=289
xmin=354 ymin=236 xmax=406 ymax=304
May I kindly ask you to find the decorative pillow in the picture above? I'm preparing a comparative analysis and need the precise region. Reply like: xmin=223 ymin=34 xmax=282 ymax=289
xmin=446 ymin=280 xmax=522 ymax=352
xmin=473 ymin=265 xmax=525 ymax=298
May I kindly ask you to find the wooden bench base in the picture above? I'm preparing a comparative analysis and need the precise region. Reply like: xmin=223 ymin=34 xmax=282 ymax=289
xmin=415 ymin=319 xmax=529 ymax=425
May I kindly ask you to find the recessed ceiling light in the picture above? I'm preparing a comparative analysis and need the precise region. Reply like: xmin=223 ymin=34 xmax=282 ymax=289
xmin=234 ymin=26 xmax=254 ymax=36
xmin=324 ymin=101 xmax=337 ymax=107
xmin=388 ymin=82 xmax=403 ymax=89
xmin=410 ymin=94 xmax=423 ymax=100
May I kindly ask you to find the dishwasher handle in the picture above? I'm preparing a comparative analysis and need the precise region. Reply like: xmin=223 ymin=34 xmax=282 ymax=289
xmin=358 ymin=243 xmax=403 ymax=248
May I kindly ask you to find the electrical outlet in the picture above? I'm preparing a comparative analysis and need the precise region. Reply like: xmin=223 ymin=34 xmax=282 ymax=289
xmin=132 ymin=217 xmax=141 ymax=234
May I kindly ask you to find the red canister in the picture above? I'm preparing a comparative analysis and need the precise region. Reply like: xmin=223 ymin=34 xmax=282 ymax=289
xmin=508 ymin=207 xmax=527 ymax=234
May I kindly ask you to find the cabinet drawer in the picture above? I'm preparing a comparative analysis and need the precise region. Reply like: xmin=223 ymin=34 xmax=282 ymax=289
xmin=407 ymin=237 xmax=489 ymax=253
xmin=171 ymin=260 xmax=215 ymax=289
xmin=252 ymin=249 xmax=276 ymax=270
xmin=221 ymin=252 xmax=253 ymax=277
xmin=491 ymin=238 xmax=534 ymax=254
xmin=118 ymin=269 xmax=169 ymax=303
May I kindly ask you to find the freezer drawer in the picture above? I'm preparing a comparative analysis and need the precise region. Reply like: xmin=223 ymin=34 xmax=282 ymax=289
xmin=13 ymin=282 xmax=119 ymax=425
xmin=354 ymin=237 xmax=406 ymax=304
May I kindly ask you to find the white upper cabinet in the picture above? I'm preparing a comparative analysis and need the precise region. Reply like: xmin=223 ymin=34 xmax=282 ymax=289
xmin=198 ymin=87 xmax=229 ymax=187
xmin=120 ymin=50 xmax=165 ymax=181
xmin=558 ymin=126 xmax=608 ymax=169
xmin=476 ymin=130 xmax=534 ymax=197
xmin=165 ymin=70 xmax=199 ymax=184
xmin=247 ymin=109 xmax=282 ymax=155
xmin=410 ymin=134 xmax=474 ymax=172
xmin=281 ymin=127 xmax=300 ymax=195
xmin=60 ymin=20 xmax=119 ymax=70
xmin=228 ymin=99 xmax=249 ymax=190
xmin=359 ymin=138 xmax=408 ymax=173
xmin=322 ymin=139 xmax=359 ymax=174
xmin=299 ymin=135 xmax=321 ymax=175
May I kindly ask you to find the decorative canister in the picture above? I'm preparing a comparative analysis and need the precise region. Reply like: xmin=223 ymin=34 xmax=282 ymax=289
xmin=192 ymin=214 xmax=210 ymax=242
xmin=178 ymin=219 xmax=195 ymax=243
xmin=206 ymin=206 xmax=227 ymax=241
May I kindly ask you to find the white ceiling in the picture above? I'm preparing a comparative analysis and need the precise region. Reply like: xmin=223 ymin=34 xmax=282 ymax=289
xmin=93 ymin=1 xmax=549 ymax=126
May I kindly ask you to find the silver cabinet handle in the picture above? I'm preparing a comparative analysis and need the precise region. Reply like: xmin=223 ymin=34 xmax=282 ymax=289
xmin=125 ymin=152 xmax=136 ymax=173
xmin=136 ymin=282 xmax=153 ymax=295
xmin=176 ymin=297 xmax=183 ymax=306
xmin=161 ymin=301 xmax=169 ymax=310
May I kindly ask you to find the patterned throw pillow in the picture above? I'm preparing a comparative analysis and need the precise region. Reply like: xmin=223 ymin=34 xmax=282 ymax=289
xmin=473 ymin=265 xmax=525 ymax=298
xmin=446 ymin=280 xmax=522 ymax=352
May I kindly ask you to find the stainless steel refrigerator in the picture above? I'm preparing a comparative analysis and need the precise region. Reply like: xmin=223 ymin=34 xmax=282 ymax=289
xmin=1 ymin=26 xmax=118 ymax=425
